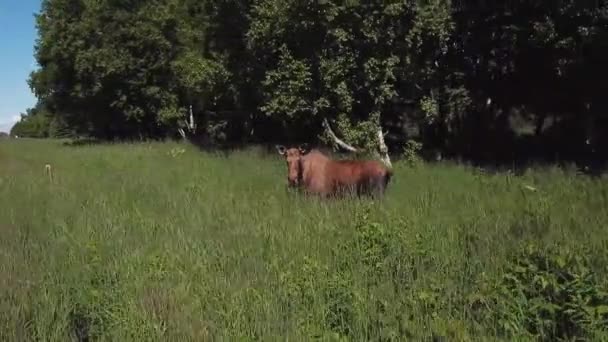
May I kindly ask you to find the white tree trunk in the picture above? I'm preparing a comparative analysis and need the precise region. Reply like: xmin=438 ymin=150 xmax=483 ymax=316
xmin=187 ymin=104 xmax=196 ymax=133
xmin=322 ymin=118 xmax=358 ymax=152
xmin=179 ymin=104 xmax=197 ymax=139
xmin=376 ymin=128 xmax=392 ymax=169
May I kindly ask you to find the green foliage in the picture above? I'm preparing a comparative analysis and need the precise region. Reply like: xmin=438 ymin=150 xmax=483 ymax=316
xmin=29 ymin=0 xmax=227 ymax=139
xmin=248 ymin=0 xmax=453 ymax=151
xmin=9 ymin=103 xmax=63 ymax=138
xmin=402 ymin=139 xmax=423 ymax=167
xmin=472 ymin=245 xmax=608 ymax=341
xmin=168 ymin=50 xmax=230 ymax=130
xmin=260 ymin=45 xmax=314 ymax=119
xmin=10 ymin=114 xmax=49 ymax=138
xmin=171 ymin=52 xmax=228 ymax=102
xmin=25 ymin=0 xmax=608 ymax=163
xmin=47 ymin=115 xmax=74 ymax=139
xmin=420 ymin=95 xmax=440 ymax=125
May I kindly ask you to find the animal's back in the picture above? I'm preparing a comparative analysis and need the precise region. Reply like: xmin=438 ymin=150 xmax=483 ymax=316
xmin=299 ymin=149 xmax=393 ymax=197
xmin=331 ymin=158 xmax=393 ymax=196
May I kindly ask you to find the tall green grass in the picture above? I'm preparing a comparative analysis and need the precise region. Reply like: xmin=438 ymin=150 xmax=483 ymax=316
xmin=1 ymin=139 xmax=607 ymax=340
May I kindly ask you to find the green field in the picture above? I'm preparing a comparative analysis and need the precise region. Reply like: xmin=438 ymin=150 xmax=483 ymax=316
xmin=1 ymin=139 xmax=607 ymax=341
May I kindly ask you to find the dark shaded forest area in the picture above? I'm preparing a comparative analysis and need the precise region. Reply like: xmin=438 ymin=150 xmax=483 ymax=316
xmin=11 ymin=0 xmax=608 ymax=168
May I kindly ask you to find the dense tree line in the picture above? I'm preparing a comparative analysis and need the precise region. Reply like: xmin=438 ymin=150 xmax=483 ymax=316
xmin=10 ymin=101 xmax=72 ymax=138
xmin=15 ymin=0 xmax=608 ymax=166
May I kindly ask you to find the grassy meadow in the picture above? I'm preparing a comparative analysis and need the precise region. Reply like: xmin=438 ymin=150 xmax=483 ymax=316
xmin=1 ymin=139 xmax=608 ymax=341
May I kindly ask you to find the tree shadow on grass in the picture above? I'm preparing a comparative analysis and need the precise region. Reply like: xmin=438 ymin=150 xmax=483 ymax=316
xmin=62 ymin=137 xmax=102 ymax=147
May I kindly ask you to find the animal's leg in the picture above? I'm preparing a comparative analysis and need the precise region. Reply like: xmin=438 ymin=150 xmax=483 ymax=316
xmin=383 ymin=171 xmax=392 ymax=189
xmin=345 ymin=184 xmax=356 ymax=198
xmin=369 ymin=176 xmax=387 ymax=199
xmin=363 ymin=179 xmax=374 ymax=198
xmin=355 ymin=182 xmax=364 ymax=197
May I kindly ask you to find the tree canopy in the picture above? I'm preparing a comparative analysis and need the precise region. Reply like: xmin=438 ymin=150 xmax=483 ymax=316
xmin=18 ymin=0 xmax=608 ymax=166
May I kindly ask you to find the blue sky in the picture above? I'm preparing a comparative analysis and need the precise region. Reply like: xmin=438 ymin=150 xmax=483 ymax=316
xmin=0 ymin=0 xmax=41 ymax=133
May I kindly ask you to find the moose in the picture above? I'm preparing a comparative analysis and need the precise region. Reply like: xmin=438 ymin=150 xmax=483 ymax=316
xmin=276 ymin=144 xmax=393 ymax=198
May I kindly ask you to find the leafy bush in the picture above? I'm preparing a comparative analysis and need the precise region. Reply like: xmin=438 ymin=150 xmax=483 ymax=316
xmin=278 ymin=255 xmax=356 ymax=339
xmin=277 ymin=204 xmax=473 ymax=340
xmin=402 ymin=139 xmax=423 ymax=167
xmin=471 ymin=244 xmax=608 ymax=341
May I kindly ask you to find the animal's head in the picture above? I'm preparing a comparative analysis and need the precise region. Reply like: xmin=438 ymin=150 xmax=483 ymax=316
xmin=276 ymin=144 xmax=311 ymax=187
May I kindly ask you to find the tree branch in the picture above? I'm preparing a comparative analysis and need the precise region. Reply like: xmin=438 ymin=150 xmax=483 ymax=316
xmin=322 ymin=118 xmax=392 ymax=169
xmin=322 ymin=118 xmax=359 ymax=153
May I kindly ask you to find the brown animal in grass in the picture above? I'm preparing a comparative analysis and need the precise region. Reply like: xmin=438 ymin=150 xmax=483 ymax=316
xmin=276 ymin=145 xmax=393 ymax=198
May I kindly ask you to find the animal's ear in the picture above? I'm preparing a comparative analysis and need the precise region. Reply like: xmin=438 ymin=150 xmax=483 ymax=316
xmin=276 ymin=145 xmax=286 ymax=155
xmin=298 ymin=143 xmax=310 ymax=155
